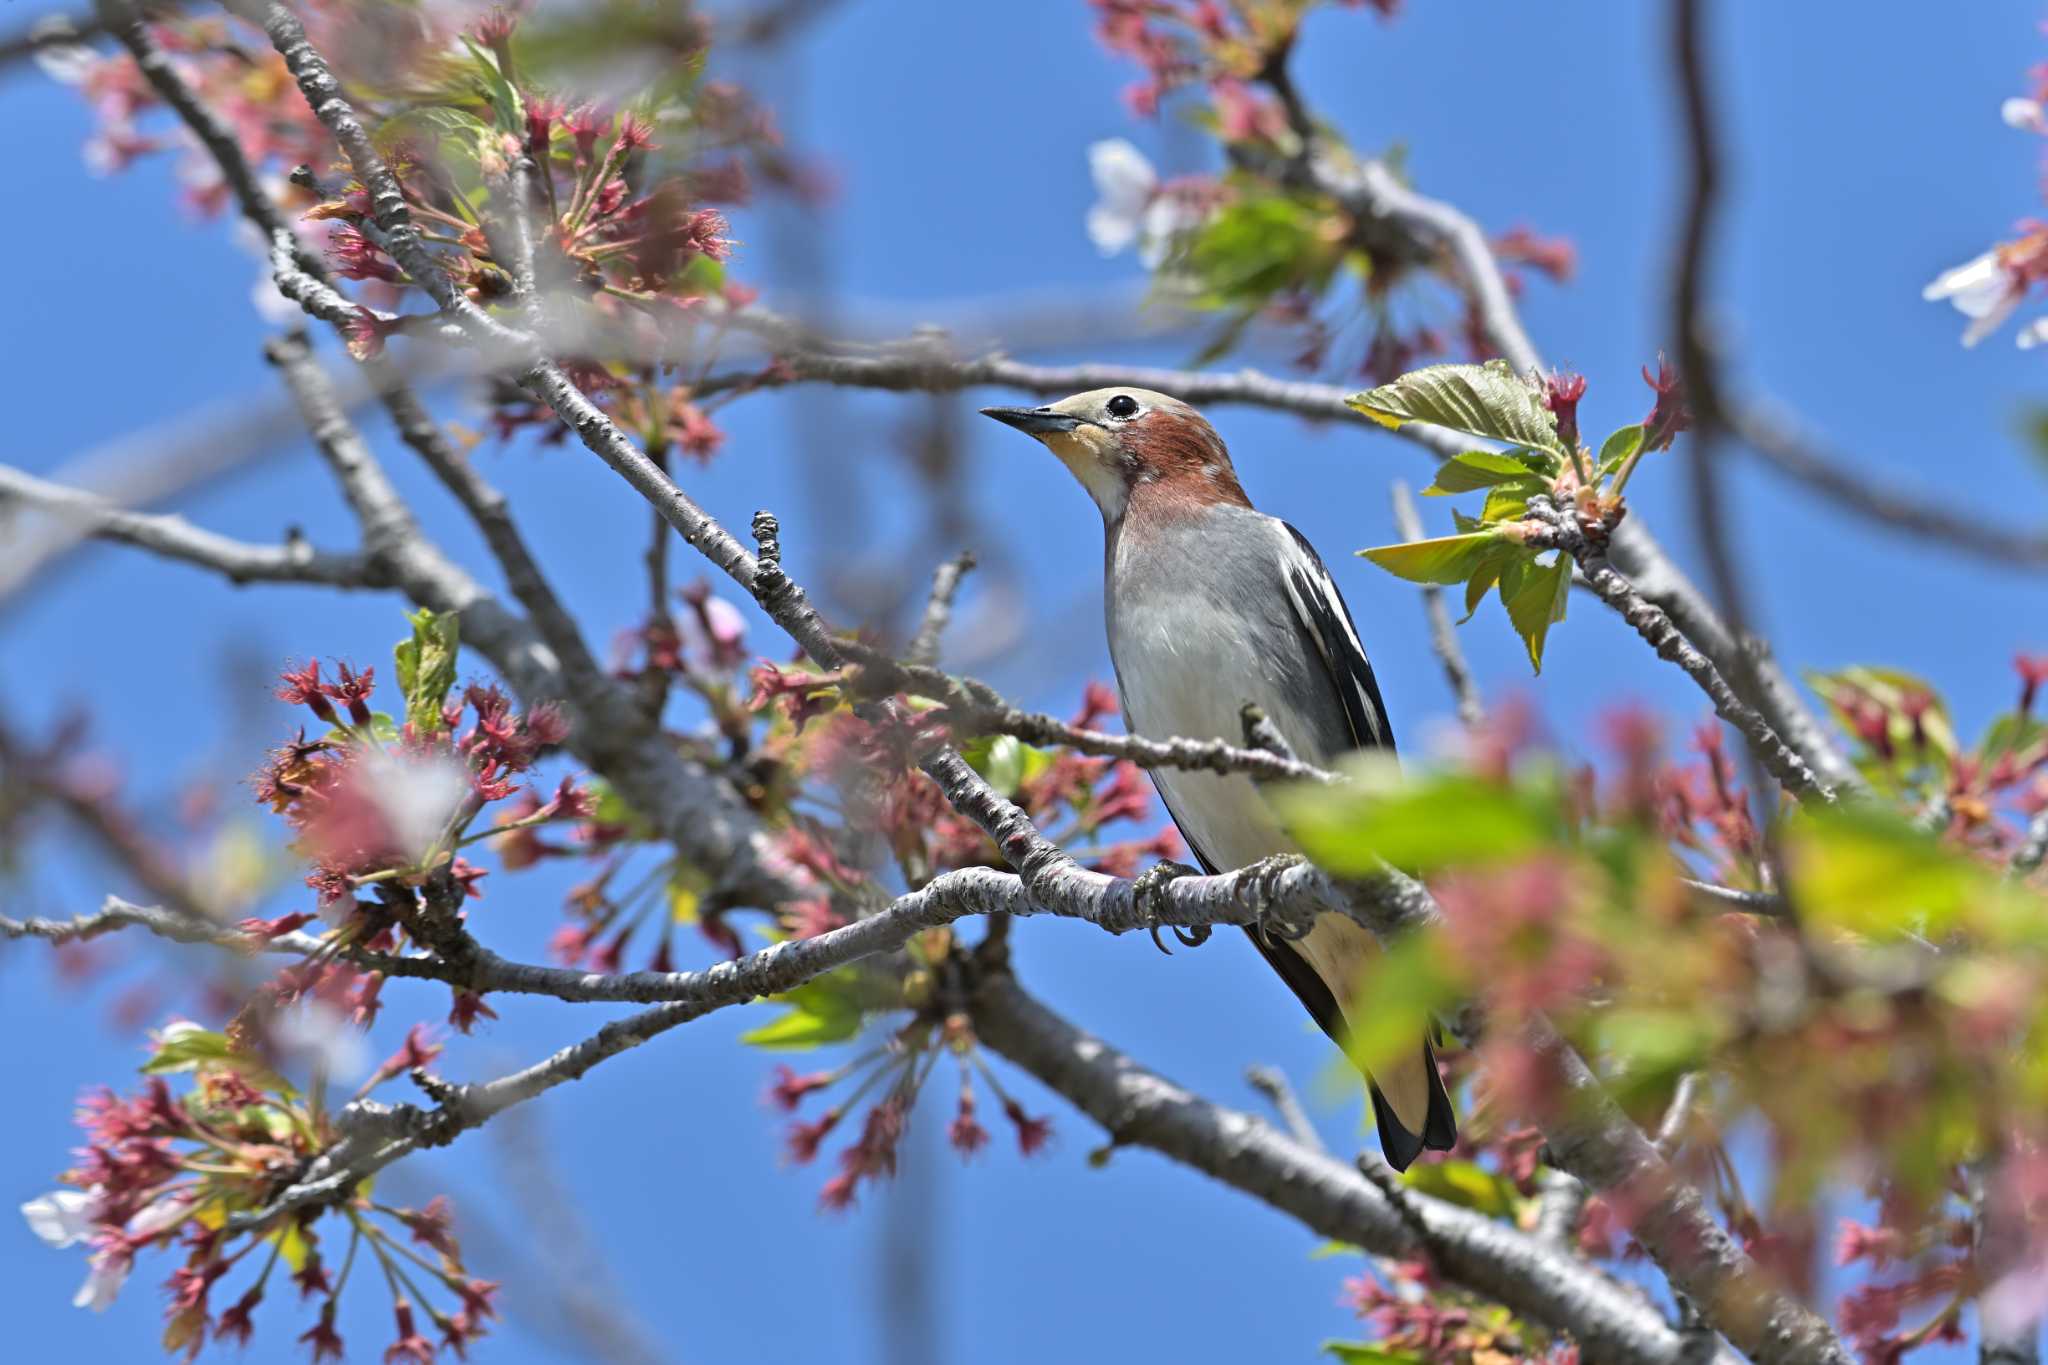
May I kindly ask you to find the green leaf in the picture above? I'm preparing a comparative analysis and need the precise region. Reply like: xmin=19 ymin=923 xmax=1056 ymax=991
xmin=1479 ymin=481 xmax=1539 ymax=523
xmin=374 ymin=107 xmax=491 ymax=189
xmin=981 ymin=735 xmax=1028 ymax=797
xmin=1460 ymin=542 xmax=1521 ymax=623
xmin=1596 ymin=1009 xmax=1722 ymax=1105
xmin=584 ymin=778 xmax=655 ymax=840
xmin=142 ymin=1023 xmax=292 ymax=1097
xmin=1279 ymin=762 xmax=1564 ymax=877
xmin=1175 ymin=192 xmax=1340 ymax=314
xmin=1804 ymin=666 xmax=1958 ymax=770
xmin=1975 ymin=711 xmax=2046 ymax=766
xmin=270 ymin=1221 xmax=311 ymax=1274
xmin=1499 ymin=552 xmax=1571 ymax=674
xmin=667 ymin=864 xmax=710 ymax=925
xmin=1323 ymin=1341 xmax=1425 ymax=1365
xmin=1401 ymin=1158 xmax=1520 ymax=1218
xmin=1334 ymin=934 xmax=1461 ymax=1083
xmin=1420 ymin=450 xmax=1542 ymax=496
xmin=1597 ymin=423 xmax=1645 ymax=476
xmin=741 ymin=978 xmax=863 ymax=1050
xmin=141 ymin=1022 xmax=233 ymax=1075
xmin=1786 ymin=805 xmax=1983 ymax=938
xmin=1358 ymin=530 xmax=1507 ymax=586
xmin=1309 ymin=1240 xmax=1363 ymax=1260
xmin=393 ymin=608 xmax=461 ymax=735
xmin=459 ymin=35 xmax=524 ymax=134
xmin=1348 ymin=361 xmax=1563 ymax=453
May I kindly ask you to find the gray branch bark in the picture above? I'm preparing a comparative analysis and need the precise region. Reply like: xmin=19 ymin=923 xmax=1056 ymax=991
xmin=972 ymin=973 xmax=1737 ymax=1365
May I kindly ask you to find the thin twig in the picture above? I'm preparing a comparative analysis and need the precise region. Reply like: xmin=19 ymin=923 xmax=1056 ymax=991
xmin=840 ymin=644 xmax=1338 ymax=785
xmin=1654 ymin=1072 xmax=1704 ymax=1155
xmin=905 ymin=551 xmax=977 ymax=667
xmin=1391 ymin=480 xmax=1482 ymax=728
xmin=1245 ymin=1065 xmax=1325 ymax=1153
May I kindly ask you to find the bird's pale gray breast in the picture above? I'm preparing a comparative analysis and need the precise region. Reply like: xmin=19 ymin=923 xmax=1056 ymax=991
xmin=1103 ymin=506 xmax=1352 ymax=873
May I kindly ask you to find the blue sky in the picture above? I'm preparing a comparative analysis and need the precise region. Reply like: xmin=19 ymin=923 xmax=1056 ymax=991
xmin=4 ymin=2 xmax=2045 ymax=1362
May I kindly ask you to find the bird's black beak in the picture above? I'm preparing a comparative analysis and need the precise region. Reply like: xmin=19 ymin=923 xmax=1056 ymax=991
xmin=979 ymin=405 xmax=1082 ymax=436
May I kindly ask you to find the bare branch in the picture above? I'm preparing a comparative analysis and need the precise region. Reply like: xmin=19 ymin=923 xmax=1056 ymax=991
xmin=1391 ymin=480 xmax=1482 ymax=728
xmin=971 ymin=973 xmax=1736 ymax=1365
xmin=2 ymin=897 xmax=248 ymax=949
xmin=840 ymin=644 xmax=1339 ymax=785
xmin=905 ymin=551 xmax=977 ymax=667
xmin=1527 ymin=500 xmax=1834 ymax=804
xmin=0 ymin=462 xmax=378 ymax=589
xmin=1655 ymin=1072 xmax=1705 ymax=1155
xmin=1681 ymin=879 xmax=1789 ymax=919
xmin=1534 ymin=1023 xmax=1850 ymax=1365
xmin=1244 ymin=1065 xmax=1325 ymax=1153
xmin=1730 ymin=404 xmax=2048 ymax=570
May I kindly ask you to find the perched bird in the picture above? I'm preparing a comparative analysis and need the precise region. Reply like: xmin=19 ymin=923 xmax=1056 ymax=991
xmin=981 ymin=387 xmax=1455 ymax=1169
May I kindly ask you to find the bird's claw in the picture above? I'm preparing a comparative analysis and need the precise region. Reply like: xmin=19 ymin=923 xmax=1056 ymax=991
xmin=1132 ymin=860 xmax=1207 ymax=954
xmin=1245 ymin=853 xmax=1314 ymax=948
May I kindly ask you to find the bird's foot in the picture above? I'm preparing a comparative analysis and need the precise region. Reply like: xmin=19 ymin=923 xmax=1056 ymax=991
xmin=1244 ymin=853 xmax=1314 ymax=948
xmin=1132 ymin=860 xmax=1208 ymax=954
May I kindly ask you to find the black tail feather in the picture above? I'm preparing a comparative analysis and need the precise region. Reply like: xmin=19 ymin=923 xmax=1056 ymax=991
xmin=1369 ymin=1041 xmax=1457 ymax=1172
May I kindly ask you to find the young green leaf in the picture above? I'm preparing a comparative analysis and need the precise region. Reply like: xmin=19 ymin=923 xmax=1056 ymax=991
xmin=1401 ymin=1158 xmax=1522 ymax=1218
xmin=1785 ymin=804 xmax=1983 ymax=938
xmin=1499 ymin=551 xmax=1571 ymax=674
xmin=1597 ymin=423 xmax=1645 ymax=476
xmin=740 ymin=978 xmax=864 ymax=1050
xmin=1460 ymin=541 xmax=1522 ymax=623
xmin=1278 ymin=763 xmax=1564 ymax=876
xmin=459 ymin=35 xmax=525 ymax=135
xmin=1347 ymin=360 xmax=1563 ymax=453
xmin=141 ymin=1024 xmax=234 ymax=1075
xmin=1358 ymin=529 xmax=1507 ymax=585
xmin=394 ymin=608 xmax=461 ymax=735
xmin=1420 ymin=449 xmax=1544 ymax=496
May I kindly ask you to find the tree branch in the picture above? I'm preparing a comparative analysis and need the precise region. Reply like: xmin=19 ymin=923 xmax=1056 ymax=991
xmin=1391 ymin=480 xmax=1482 ymax=729
xmin=971 ymin=972 xmax=1736 ymax=1365
xmin=904 ymin=551 xmax=976 ymax=667
xmin=838 ymin=643 xmax=1339 ymax=785
xmin=1527 ymin=500 xmax=1833 ymax=804
xmin=0 ymin=462 xmax=378 ymax=589
xmin=1244 ymin=1064 xmax=1325 ymax=1153
xmin=1730 ymin=403 xmax=2048 ymax=571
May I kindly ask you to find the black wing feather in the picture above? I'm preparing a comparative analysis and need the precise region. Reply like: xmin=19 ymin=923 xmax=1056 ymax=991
xmin=1279 ymin=523 xmax=1396 ymax=755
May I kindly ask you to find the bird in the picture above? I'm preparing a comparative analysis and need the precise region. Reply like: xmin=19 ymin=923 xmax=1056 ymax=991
xmin=980 ymin=386 xmax=1456 ymax=1170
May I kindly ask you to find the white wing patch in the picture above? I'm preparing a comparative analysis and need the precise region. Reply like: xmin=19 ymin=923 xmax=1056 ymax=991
xmin=1278 ymin=524 xmax=1391 ymax=751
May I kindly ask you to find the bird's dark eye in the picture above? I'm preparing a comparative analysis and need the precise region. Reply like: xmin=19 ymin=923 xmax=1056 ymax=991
xmin=1106 ymin=394 xmax=1139 ymax=419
